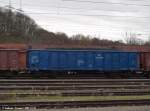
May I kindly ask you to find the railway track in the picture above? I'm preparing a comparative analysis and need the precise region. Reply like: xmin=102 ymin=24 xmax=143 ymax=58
xmin=0 ymin=79 xmax=149 ymax=82
xmin=0 ymin=79 xmax=149 ymax=88
xmin=0 ymin=79 xmax=150 ymax=109
xmin=1 ymin=99 xmax=150 ymax=109
xmin=0 ymin=85 xmax=149 ymax=90
xmin=0 ymin=79 xmax=150 ymax=96
xmin=0 ymin=79 xmax=149 ymax=91
xmin=0 ymin=72 xmax=147 ymax=79
xmin=1 ymin=89 xmax=150 ymax=96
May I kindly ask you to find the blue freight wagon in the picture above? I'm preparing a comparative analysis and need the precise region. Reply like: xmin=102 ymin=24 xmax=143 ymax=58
xmin=27 ymin=49 xmax=139 ymax=72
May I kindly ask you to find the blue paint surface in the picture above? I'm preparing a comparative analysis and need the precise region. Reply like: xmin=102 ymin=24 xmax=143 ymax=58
xmin=27 ymin=49 xmax=139 ymax=71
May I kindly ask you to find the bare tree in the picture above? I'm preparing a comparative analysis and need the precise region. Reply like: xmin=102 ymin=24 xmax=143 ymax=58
xmin=124 ymin=32 xmax=144 ymax=45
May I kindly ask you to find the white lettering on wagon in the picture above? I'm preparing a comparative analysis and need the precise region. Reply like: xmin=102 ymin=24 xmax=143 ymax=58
xmin=96 ymin=54 xmax=104 ymax=59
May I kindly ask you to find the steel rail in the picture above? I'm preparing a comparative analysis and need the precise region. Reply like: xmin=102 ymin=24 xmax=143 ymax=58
xmin=1 ymin=99 xmax=150 ymax=109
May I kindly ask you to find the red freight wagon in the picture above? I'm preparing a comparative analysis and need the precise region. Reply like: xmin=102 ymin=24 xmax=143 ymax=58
xmin=140 ymin=52 xmax=150 ymax=72
xmin=116 ymin=45 xmax=150 ymax=52
xmin=0 ymin=44 xmax=27 ymax=49
xmin=0 ymin=49 xmax=26 ymax=71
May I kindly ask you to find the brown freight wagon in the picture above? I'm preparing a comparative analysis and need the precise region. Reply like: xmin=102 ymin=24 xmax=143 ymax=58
xmin=140 ymin=52 xmax=150 ymax=73
xmin=116 ymin=45 xmax=150 ymax=52
xmin=0 ymin=44 xmax=27 ymax=49
xmin=0 ymin=49 xmax=26 ymax=71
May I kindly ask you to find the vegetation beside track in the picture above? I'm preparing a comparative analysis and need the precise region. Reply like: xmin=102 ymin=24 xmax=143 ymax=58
xmin=1 ymin=95 xmax=150 ymax=102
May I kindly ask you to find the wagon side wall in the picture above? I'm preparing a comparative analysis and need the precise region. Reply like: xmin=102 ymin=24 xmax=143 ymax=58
xmin=140 ymin=52 xmax=150 ymax=71
xmin=28 ymin=50 xmax=139 ymax=71
xmin=0 ymin=49 xmax=26 ymax=71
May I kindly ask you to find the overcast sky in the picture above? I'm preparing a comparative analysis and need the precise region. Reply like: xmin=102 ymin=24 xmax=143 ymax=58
xmin=0 ymin=0 xmax=150 ymax=41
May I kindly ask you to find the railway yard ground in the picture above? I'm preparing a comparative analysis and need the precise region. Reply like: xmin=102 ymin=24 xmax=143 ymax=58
xmin=2 ymin=106 xmax=150 ymax=111
xmin=0 ymin=79 xmax=150 ymax=110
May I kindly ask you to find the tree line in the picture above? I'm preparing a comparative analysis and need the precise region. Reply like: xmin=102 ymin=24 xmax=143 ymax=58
xmin=0 ymin=7 xmax=150 ymax=48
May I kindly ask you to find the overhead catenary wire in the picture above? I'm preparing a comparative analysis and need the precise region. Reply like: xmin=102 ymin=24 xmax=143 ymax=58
xmin=2 ymin=0 xmax=150 ymax=7
xmin=0 ymin=3 xmax=149 ymax=29
xmin=0 ymin=0 xmax=148 ymax=15
xmin=0 ymin=0 xmax=149 ymax=38
xmin=62 ymin=0 xmax=150 ymax=7
xmin=1 ymin=2 xmax=150 ymax=27
xmin=0 ymin=1 xmax=150 ymax=19
xmin=0 ymin=1 xmax=139 ymax=13
xmin=20 ymin=4 xmax=138 ymax=13
xmin=37 ymin=20 xmax=150 ymax=31
xmin=39 ymin=24 xmax=150 ymax=34
xmin=0 ymin=8 xmax=149 ymax=32
xmin=24 ymin=12 xmax=150 ymax=19
xmin=41 ymin=27 xmax=150 ymax=36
